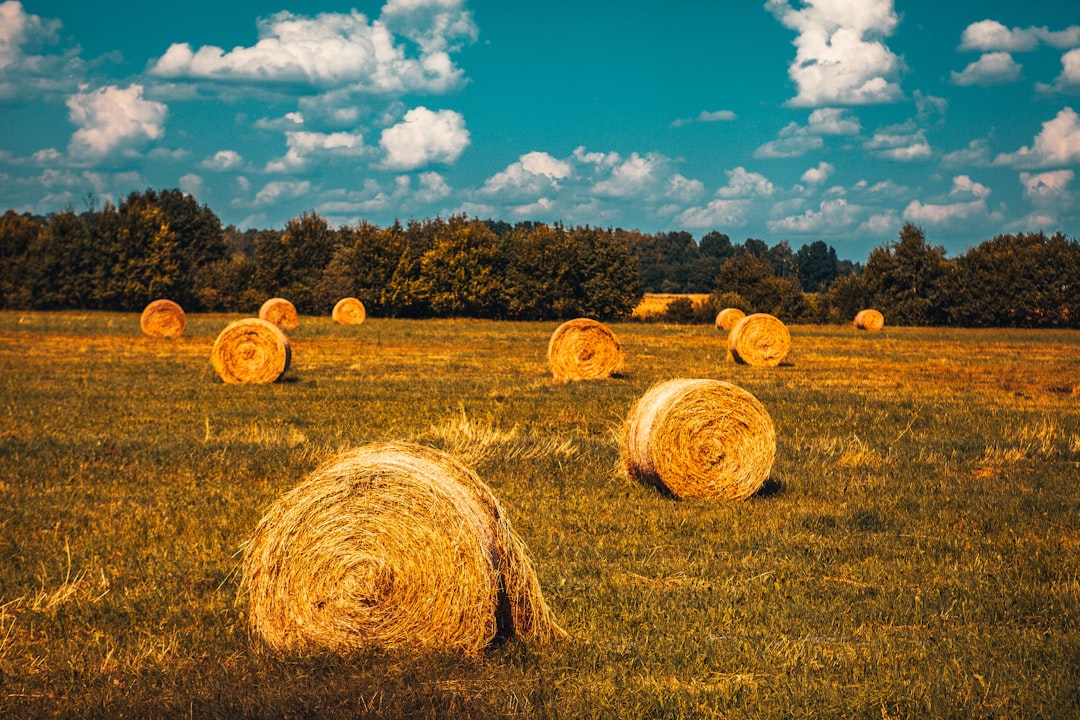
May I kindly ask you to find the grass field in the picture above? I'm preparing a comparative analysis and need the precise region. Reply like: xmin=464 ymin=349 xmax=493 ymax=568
xmin=1 ymin=311 xmax=1078 ymax=718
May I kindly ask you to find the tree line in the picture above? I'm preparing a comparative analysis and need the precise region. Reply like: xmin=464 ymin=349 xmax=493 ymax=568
xmin=0 ymin=188 xmax=1076 ymax=327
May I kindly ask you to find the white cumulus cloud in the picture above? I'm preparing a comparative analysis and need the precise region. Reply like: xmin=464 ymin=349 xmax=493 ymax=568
xmin=801 ymin=161 xmax=834 ymax=184
xmin=863 ymin=121 xmax=931 ymax=161
xmin=959 ymin=19 xmax=1080 ymax=52
xmin=768 ymin=197 xmax=857 ymax=234
xmin=481 ymin=151 xmax=572 ymax=198
xmin=201 ymin=150 xmax=245 ymax=171
xmin=995 ymin=106 xmax=1080 ymax=168
xmin=767 ymin=0 xmax=903 ymax=107
xmin=379 ymin=106 xmax=468 ymax=170
xmin=1019 ymin=169 xmax=1074 ymax=202
xmin=951 ymin=52 xmax=1022 ymax=86
xmin=66 ymin=84 xmax=168 ymax=161
xmin=1041 ymin=48 xmax=1080 ymax=94
xmin=716 ymin=166 xmax=774 ymax=198
xmin=267 ymin=130 xmax=367 ymax=173
xmin=950 ymin=175 xmax=991 ymax=199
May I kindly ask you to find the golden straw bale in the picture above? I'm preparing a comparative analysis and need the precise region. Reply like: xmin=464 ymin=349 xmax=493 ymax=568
xmin=547 ymin=318 xmax=622 ymax=381
xmin=259 ymin=297 xmax=299 ymax=330
xmin=623 ymin=378 xmax=775 ymax=500
xmin=715 ymin=307 xmax=746 ymax=332
xmin=210 ymin=318 xmax=291 ymax=384
xmin=240 ymin=441 xmax=564 ymax=656
xmin=332 ymin=297 xmax=367 ymax=325
xmin=728 ymin=313 xmax=790 ymax=367
xmin=140 ymin=299 xmax=186 ymax=338
xmin=854 ymin=309 xmax=884 ymax=331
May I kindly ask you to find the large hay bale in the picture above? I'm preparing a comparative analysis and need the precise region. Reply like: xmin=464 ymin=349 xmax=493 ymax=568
xmin=547 ymin=318 xmax=622 ymax=381
xmin=623 ymin=378 xmax=775 ymax=500
xmin=854 ymin=308 xmax=885 ymax=331
xmin=728 ymin=313 xmax=790 ymax=367
xmin=240 ymin=441 xmax=563 ymax=655
xmin=259 ymin=297 xmax=299 ymax=330
xmin=715 ymin=307 xmax=746 ymax=332
xmin=140 ymin=299 xmax=186 ymax=338
xmin=332 ymin=297 xmax=366 ymax=325
xmin=210 ymin=318 xmax=291 ymax=384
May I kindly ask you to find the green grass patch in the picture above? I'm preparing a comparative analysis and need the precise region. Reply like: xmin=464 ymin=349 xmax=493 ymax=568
xmin=1 ymin=312 xmax=1078 ymax=718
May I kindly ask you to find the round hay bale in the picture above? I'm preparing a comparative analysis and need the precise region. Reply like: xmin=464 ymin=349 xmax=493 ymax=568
xmin=715 ymin=307 xmax=746 ymax=332
xmin=332 ymin=297 xmax=366 ymax=325
xmin=728 ymin=313 xmax=790 ymax=367
xmin=547 ymin=318 xmax=622 ymax=381
xmin=210 ymin=318 xmax=291 ymax=384
xmin=854 ymin=308 xmax=884 ymax=331
xmin=240 ymin=441 xmax=563 ymax=655
xmin=623 ymin=378 xmax=775 ymax=501
xmin=140 ymin=299 xmax=186 ymax=338
xmin=259 ymin=297 xmax=299 ymax=330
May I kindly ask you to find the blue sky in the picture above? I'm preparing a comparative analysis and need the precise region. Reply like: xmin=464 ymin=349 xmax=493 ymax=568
xmin=1 ymin=0 xmax=1079 ymax=261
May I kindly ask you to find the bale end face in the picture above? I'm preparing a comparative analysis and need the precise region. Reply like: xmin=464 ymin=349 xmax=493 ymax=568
xmin=623 ymin=378 xmax=776 ymax=501
xmin=715 ymin=307 xmax=745 ymax=332
xmin=239 ymin=442 xmax=563 ymax=656
xmin=210 ymin=318 xmax=291 ymax=384
xmin=140 ymin=299 xmax=186 ymax=338
xmin=332 ymin=297 xmax=367 ymax=325
xmin=259 ymin=298 xmax=299 ymax=330
xmin=547 ymin=318 xmax=622 ymax=381
xmin=728 ymin=313 xmax=790 ymax=367
xmin=854 ymin=309 xmax=885 ymax=331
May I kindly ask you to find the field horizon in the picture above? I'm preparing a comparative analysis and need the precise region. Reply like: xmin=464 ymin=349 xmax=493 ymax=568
xmin=1 ymin=311 xmax=1077 ymax=718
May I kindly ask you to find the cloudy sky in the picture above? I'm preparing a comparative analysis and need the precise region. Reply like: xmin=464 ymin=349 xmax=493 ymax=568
xmin=1 ymin=0 xmax=1079 ymax=260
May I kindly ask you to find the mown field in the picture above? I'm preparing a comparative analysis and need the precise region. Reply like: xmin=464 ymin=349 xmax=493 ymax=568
xmin=1 ymin=311 xmax=1078 ymax=719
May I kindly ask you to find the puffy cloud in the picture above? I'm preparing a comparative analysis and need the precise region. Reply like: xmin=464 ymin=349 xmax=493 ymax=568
xmin=591 ymin=153 xmax=668 ymax=198
xmin=941 ymin=138 xmax=993 ymax=169
xmin=950 ymin=52 xmax=1022 ymax=86
xmin=950 ymin=175 xmax=991 ymax=199
xmin=1019 ymin=169 xmax=1074 ymax=202
xmin=149 ymin=4 xmax=475 ymax=95
xmin=766 ymin=0 xmax=903 ymax=107
xmin=902 ymin=198 xmax=987 ymax=225
xmin=995 ymin=107 xmax=1080 ymax=168
xmin=66 ymin=84 xmax=168 ymax=161
xmin=379 ymin=106 xmax=468 ymax=169
xmin=201 ymin=150 xmax=245 ymax=171
xmin=1040 ymin=48 xmax=1080 ymax=94
xmin=179 ymin=173 xmax=203 ymax=197
xmin=481 ymin=151 xmax=572 ymax=199
xmin=958 ymin=19 xmax=1080 ymax=52
xmin=267 ymin=130 xmax=367 ymax=172
xmin=716 ymin=167 xmax=774 ymax=198
xmin=676 ymin=199 xmax=752 ymax=229
xmin=252 ymin=179 xmax=312 ymax=207
xmin=755 ymin=108 xmax=860 ymax=158
xmin=768 ymin=197 xmax=858 ymax=234
xmin=0 ymin=1 xmax=83 ymax=98
xmin=863 ymin=121 xmax=931 ymax=161
xmin=801 ymin=161 xmax=834 ymax=184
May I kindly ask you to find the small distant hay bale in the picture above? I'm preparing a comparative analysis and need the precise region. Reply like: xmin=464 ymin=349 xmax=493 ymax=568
xmin=140 ymin=299 xmax=186 ymax=338
xmin=728 ymin=313 xmax=790 ymax=367
xmin=332 ymin=297 xmax=366 ymax=325
xmin=715 ymin=307 xmax=746 ymax=332
xmin=623 ymin=378 xmax=775 ymax=501
xmin=547 ymin=318 xmax=622 ymax=381
xmin=240 ymin=441 xmax=564 ymax=656
xmin=210 ymin=318 xmax=291 ymax=384
xmin=854 ymin=309 xmax=885 ymax=331
xmin=259 ymin=297 xmax=299 ymax=330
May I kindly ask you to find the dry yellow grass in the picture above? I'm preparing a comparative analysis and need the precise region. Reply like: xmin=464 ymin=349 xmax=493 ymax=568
xmin=239 ymin=441 xmax=564 ymax=656
xmin=631 ymin=293 xmax=712 ymax=319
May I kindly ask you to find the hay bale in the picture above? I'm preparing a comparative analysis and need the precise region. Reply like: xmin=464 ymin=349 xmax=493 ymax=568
xmin=547 ymin=318 xmax=622 ymax=381
xmin=623 ymin=378 xmax=775 ymax=500
xmin=728 ymin=313 xmax=790 ymax=367
xmin=854 ymin=309 xmax=884 ymax=331
xmin=240 ymin=441 xmax=564 ymax=655
xmin=140 ymin=299 xmax=186 ymax=338
xmin=210 ymin=318 xmax=291 ymax=384
xmin=259 ymin=297 xmax=299 ymax=330
xmin=715 ymin=307 xmax=746 ymax=332
xmin=332 ymin=297 xmax=366 ymax=325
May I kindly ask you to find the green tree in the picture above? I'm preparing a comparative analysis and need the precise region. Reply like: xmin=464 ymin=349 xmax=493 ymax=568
xmin=862 ymin=223 xmax=952 ymax=326
xmin=573 ymin=225 xmax=643 ymax=319
xmin=251 ymin=212 xmax=338 ymax=313
xmin=947 ymin=231 xmax=1079 ymax=328
xmin=796 ymin=240 xmax=839 ymax=292
xmin=415 ymin=216 xmax=506 ymax=317
xmin=0 ymin=211 xmax=45 ymax=308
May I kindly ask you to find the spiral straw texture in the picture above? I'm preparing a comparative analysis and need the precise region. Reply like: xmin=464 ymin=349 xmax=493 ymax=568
xmin=854 ymin=309 xmax=885 ymax=331
xmin=623 ymin=378 xmax=776 ymax=501
xmin=140 ymin=299 xmax=186 ymax=338
xmin=547 ymin=318 xmax=622 ymax=381
xmin=240 ymin=442 xmax=564 ymax=656
xmin=259 ymin=297 xmax=299 ymax=330
xmin=332 ymin=297 xmax=367 ymax=325
xmin=715 ymin=307 xmax=746 ymax=332
xmin=210 ymin=318 xmax=291 ymax=384
xmin=728 ymin=313 xmax=791 ymax=367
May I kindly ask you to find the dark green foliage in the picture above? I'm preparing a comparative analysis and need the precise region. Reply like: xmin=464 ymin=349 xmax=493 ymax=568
xmin=796 ymin=240 xmax=840 ymax=292
xmin=862 ymin=223 xmax=953 ymax=326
